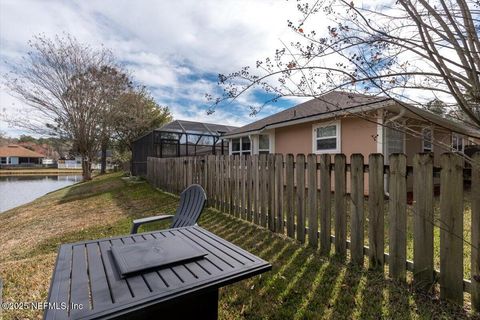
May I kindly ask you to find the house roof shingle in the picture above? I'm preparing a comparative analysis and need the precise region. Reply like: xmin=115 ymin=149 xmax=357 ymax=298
xmin=0 ymin=145 xmax=45 ymax=158
xmin=224 ymin=91 xmax=392 ymax=137
xmin=223 ymin=91 xmax=480 ymax=139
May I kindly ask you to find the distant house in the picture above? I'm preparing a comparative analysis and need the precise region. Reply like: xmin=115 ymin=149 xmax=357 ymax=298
xmin=57 ymin=157 xmax=82 ymax=169
xmin=222 ymin=91 xmax=480 ymax=165
xmin=18 ymin=141 xmax=58 ymax=160
xmin=0 ymin=145 xmax=45 ymax=166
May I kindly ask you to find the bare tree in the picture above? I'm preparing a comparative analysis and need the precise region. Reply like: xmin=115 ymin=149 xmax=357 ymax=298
xmin=213 ymin=0 xmax=480 ymax=130
xmin=5 ymin=35 xmax=125 ymax=180
xmin=90 ymin=66 xmax=131 ymax=174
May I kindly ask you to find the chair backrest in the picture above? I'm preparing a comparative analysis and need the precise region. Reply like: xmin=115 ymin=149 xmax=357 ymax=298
xmin=170 ymin=184 xmax=207 ymax=228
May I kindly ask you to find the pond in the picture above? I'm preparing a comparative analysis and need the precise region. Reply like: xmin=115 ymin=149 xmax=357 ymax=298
xmin=0 ymin=175 xmax=82 ymax=213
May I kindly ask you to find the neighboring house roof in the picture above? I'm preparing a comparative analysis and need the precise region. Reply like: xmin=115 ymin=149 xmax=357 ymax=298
xmin=18 ymin=142 xmax=58 ymax=157
xmin=0 ymin=145 xmax=45 ymax=158
xmin=157 ymin=120 xmax=238 ymax=136
xmin=223 ymin=91 xmax=480 ymax=139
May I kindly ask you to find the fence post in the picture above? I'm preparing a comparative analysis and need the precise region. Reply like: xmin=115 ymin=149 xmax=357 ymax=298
xmin=286 ymin=154 xmax=295 ymax=238
xmin=439 ymin=153 xmax=464 ymax=304
xmin=307 ymin=154 xmax=318 ymax=248
xmin=334 ymin=154 xmax=347 ymax=256
xmin=413 ymin=153 xmax=434 ymax=290
xmin=472 ymin=153 xmax=480 ymax=311
xmin=368 ymin=153 xmax=384 ymax=269
xmin=350 ymin=154 xmax=364 ymax=265
xmin=296 ymin=154 xmax=306 ymax=243
xmin=275 ymin=154 xmax=284 ymax=233
xmin=319 ymin=154 xmax=331 ymax=254
xmin=388 ymin=153 xmax=407 ymax=281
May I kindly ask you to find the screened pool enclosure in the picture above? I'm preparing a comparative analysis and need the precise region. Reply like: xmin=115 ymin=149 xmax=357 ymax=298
xmin=132 ymin=120 xmax=237 ymax=176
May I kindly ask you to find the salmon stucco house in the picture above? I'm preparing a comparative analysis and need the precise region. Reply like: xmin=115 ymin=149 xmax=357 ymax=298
xmin=222 ymin=91 xmax=480 ymax=165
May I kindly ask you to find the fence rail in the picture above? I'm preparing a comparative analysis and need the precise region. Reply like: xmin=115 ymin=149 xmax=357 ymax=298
xmin=146 ymin=152 xmax=480 ymax=311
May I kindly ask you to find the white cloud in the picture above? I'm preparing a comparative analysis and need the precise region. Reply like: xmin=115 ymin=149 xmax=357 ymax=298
xmin=0 ymin=0 xmax=307 ymax=136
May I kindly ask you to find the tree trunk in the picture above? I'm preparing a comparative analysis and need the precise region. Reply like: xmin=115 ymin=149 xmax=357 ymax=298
xmin=100 ymin=139 xmax=108 ymax=174
xmin=127 ymin=144 xmax=134 ymax=176
xmin=82 ymin=155 xmax=92 ymax=181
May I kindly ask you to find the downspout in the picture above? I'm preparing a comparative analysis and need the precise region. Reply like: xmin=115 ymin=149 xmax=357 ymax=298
xmin=248 ymin=134 xmax=253 ymax=155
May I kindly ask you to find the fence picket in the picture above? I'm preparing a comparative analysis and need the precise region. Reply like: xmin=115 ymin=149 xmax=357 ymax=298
xmin=350 ymin=154 xmax=364 ymax=265
xmin=389 ymin=153 xmax=407 ymax=281
xmin=319 ymin=154 xmax=331 ymax=254
xmin=260 ymin=155 xmax=267 ymax=227
xmin=219 ymin=156 xmax=225 ymax=211
xmin=334 ymin=154 xmax=347 ymax=256
xmin=440 ymin=153 xmax=464 ymax=304
xmin=252 ymin=155 xmax=259 ymax=225
xmin=413 ymin=153 xmax=434 ymax=289
xmin=307 ymin=154 xmax=318 ymax=248
xmin=275 ymin=154 xmax=284 ymax=233
xmin=286 ymin=154 xmax=295 ymax=238
xmin=241 ymin=156 xmax=246 ymax=219
xmin=236 ymin=155 xmax=241 ymax=217
xmin=246 ymin=155 xmax=252 ymax=222
xmin=268 ymin=154 xmax=275 ymax=232
xmin=229 ymin=155 xmax=234 ymax=215
xmin=472 ymin=153 xmax=480 ymax=312
xmin=368 ymin=153 xmax=384 ymax=269
xmin=296 ymin=154 xmax=306 ymax=243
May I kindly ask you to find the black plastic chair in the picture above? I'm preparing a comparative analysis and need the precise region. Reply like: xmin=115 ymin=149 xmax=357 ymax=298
xmin=130 ymin=184 xmax=207 ymax=234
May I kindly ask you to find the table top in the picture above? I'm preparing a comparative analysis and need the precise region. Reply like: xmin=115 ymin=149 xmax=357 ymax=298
xmin=44 ymin=226 xmax=271 ymax=320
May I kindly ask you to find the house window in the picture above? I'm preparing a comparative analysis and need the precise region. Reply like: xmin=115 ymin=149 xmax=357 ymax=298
xmin=231 ymin=137 xmax=251 ymax=155
xmin=258 ymin=134 xmax=270 ymax=154
xmin=313 ymin=121 xmax=340 ymax=153
xmin=452 ymin=133 xmax=464 ymax=152
xmin=0 ymin=157 xmax=6 ymax=164
xmin=422 ymin=127 xmax=433 ymax=152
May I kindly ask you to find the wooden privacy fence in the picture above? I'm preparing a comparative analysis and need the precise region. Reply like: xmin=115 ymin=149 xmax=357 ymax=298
xmin=146 ymin=152 xmax=480 ymax=310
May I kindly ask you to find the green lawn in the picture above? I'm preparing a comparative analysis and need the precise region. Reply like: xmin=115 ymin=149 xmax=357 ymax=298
xmin=0 ymin=173 xmax=476 ymax=319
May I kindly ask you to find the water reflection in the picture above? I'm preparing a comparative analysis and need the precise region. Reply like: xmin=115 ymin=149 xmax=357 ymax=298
xmin=0 ymin=175 xmax=82 ymax=212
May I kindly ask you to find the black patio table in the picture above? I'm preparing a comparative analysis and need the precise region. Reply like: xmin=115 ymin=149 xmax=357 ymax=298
xmin=44 ymin=225 xmax=271 ymax=320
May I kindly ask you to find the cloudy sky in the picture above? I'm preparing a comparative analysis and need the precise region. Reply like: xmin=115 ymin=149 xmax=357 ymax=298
xmin=0 ymin=0 xmax=312 ymax=137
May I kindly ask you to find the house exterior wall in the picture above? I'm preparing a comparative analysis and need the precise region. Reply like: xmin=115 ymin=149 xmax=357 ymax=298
xmin=404 ymin=125 xmax=452 ymax=166
xmin=274 ymin=116 xmax=377 ymax=194
xmin=433 ymin=129 xmax=452 ymax=166
xmin=274 ymin=116 xmax=377 ymax=158
xmin=404 ymin=130 xmax=422 ymax=164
